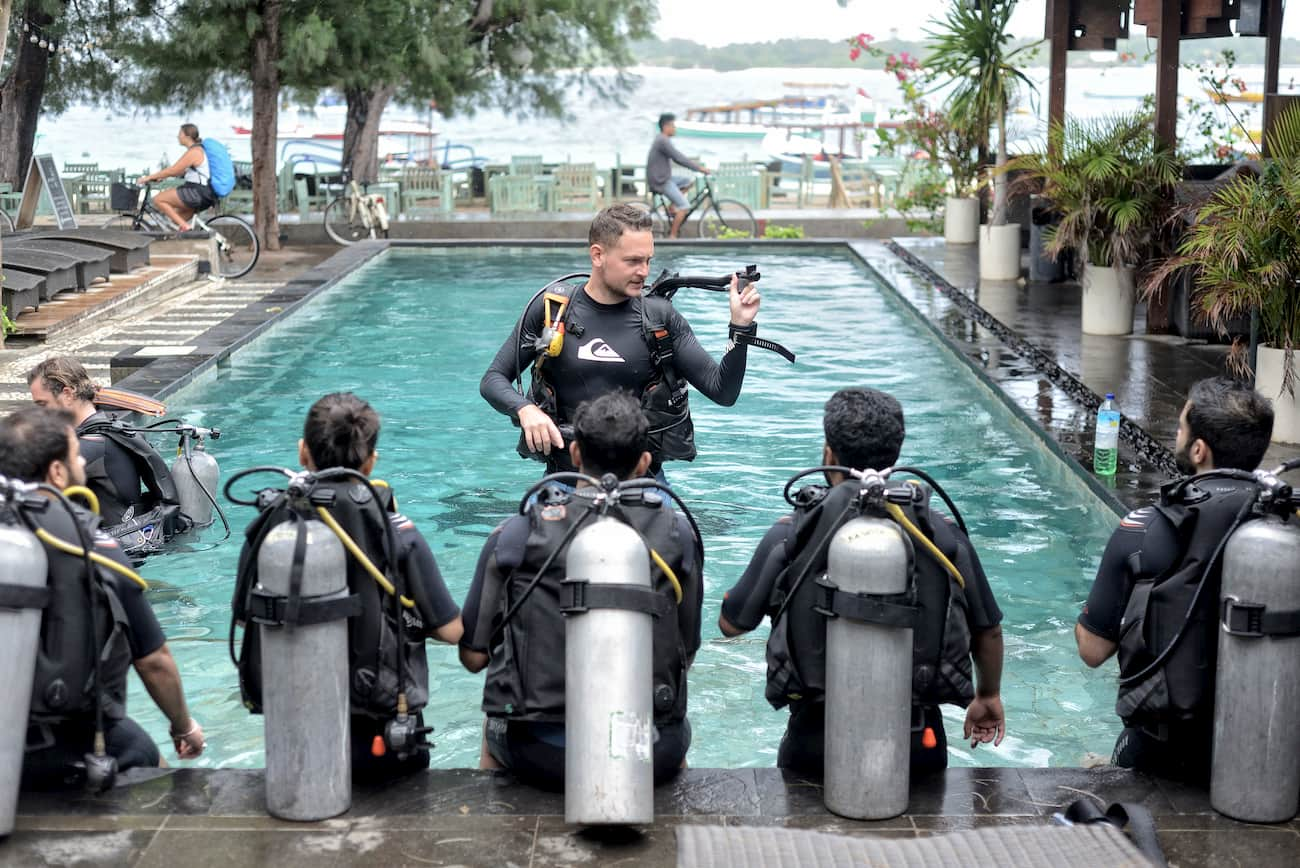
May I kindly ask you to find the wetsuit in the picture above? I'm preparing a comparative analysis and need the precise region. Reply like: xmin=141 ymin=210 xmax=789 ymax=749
xmin=480 ymin=284 xmax=753 ymax=470
xmin=22 ymin=505 xmax=164 ymax=788
xmin=722 ymin=503 xmax=1002 ymax=776
xmin=77 ymin=411 xmax=158 ymax=526
xmin=460 ymin=488 xmax=704 ymax=790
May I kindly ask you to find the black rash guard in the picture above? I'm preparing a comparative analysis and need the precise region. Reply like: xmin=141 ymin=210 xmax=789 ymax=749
xmin=480 ymin=285 xmax=752 ymax=425
xmin=1078 ymin=505 xmax=1180 ymax=642
xmin=77 ymin=412 xmax=149 ymax=518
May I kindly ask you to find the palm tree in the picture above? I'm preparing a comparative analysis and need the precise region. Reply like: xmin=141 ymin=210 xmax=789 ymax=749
xmin=923 ymin=0 xmax=1038 ymax=226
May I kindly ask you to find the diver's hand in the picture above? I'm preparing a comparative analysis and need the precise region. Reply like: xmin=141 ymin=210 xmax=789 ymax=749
xmin=729 ymin=273 xmax=761 ymax=327
xmin=517 ymin=404 xmax=564 ymax=455
xmin=963 ymin=694 xmax=1005 ymax=748
xmin=171 ymin=718 xmax=206 ymax=759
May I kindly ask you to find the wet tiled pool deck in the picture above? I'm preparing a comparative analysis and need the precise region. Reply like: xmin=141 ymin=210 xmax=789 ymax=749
xmin=7 ymin=767 xmax=1300 ymax=866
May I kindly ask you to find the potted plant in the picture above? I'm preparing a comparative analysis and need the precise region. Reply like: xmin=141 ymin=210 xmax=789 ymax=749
xmin=1008 ymin=112 xmax=1183 ymax=334
xmin=1147 ymin=105 xmax=1300 ymax=443
xmin=924 ymin=0 xmax=1037 ymax=279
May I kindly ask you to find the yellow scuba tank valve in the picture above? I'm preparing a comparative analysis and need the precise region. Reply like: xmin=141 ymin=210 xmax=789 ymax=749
xmin=33 ymin=528 xmax=149 ymax=590
xmin=62 ymin=486 xmax=102 ymax=515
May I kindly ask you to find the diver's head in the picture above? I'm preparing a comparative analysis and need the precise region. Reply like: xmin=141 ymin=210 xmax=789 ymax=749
xmin=0 ymin=406 xmax=87 ymax=489
xmin=300 ymin=392 xmax=380 ymax=476
xmin=27 ymin=356 xmax=98 ymax=423
xmin=658 ymin=112 xmax=677 ymax=136
xmin=179 ymin=123 xmax=201 ymax=147
xmin=588 ymin=204 xmax=654 ymax=300
xmin=822 ymin=387 xmax=905 ymax=483
xmin=1176 ymin=377 xmax=1273 ymax=474
xmin=569 ymin=390 xmax=652 ymax=481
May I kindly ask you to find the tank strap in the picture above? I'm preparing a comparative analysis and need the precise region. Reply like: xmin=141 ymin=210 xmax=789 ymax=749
xmin=1221 ymin=597 xmax=1300 ymax=638
xmin=246 ymin=587 xmax=362 ymax=627
xmin=0 ymin=583 xmax=50 ymax=610
xmin=813 ymin=577 xmax=918 ymax=628
xmin=559 ymin=578 xmax=674 ymax=618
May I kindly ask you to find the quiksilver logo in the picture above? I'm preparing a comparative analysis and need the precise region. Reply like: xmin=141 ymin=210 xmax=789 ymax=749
xmin=577 ymin=338 xmax=626 ymax=363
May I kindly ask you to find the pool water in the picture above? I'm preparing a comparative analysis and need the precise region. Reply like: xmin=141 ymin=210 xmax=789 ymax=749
xmin=127 ymin=246 xmax=1123 ymax=770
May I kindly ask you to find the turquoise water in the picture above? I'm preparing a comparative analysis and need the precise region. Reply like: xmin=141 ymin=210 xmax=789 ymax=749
xmin=126 ymin=246 xmax=1122 ymax=770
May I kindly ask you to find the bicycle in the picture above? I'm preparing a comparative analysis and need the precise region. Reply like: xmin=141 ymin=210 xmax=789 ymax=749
xmin=636 ymin=174 xmax=758 ymax=239
xmin=322 ymin=167 xmax=391 ymax=246
xmin=104 ymin=183 xmax=259 ymax=279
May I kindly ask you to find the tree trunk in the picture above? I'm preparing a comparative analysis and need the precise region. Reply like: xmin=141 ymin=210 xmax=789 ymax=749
xmin=342 ymin=83 xmax=396 ymax=184
xmin=249 ymin=0 xmax=282 ymax=252
xmin=0 ymin=5 xmax=60 ymax=189
xmin=990 ymin=104 xmax=1008 ymax=226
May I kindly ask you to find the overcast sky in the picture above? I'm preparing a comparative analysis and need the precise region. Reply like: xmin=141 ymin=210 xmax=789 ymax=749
xmin=653 ymin=0 xmax=1300 ymax=47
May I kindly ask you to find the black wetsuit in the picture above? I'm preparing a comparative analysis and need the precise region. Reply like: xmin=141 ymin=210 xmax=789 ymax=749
xmin=77 ymin=412 xmax=154 ymax=525
xmin=480 ymin=285 xmax=751 ymax=465
xmin=722 ymin=509 xmax=1002 ymax=775
xmin=1079 ymin=504 xmax=1211 ymax=782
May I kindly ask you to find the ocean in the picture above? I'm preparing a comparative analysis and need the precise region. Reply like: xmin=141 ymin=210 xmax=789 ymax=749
xmin=35 ymin=63 xmax=1300 ymax=174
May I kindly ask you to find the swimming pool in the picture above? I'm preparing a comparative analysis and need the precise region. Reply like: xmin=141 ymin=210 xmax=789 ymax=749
xmin=127 ymin=245 xmax=1123 ymax=770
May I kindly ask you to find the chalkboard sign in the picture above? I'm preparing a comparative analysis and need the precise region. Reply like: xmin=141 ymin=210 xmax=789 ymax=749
xmin=15 ymin=154 xmax=79 ymax=230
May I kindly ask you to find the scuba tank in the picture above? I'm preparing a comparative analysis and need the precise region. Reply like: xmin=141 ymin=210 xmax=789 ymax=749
xmin=1211 ymin=462 xmax=1300 ymax=823
xmin=254 ymin=503 xmax=354 ymax=821
xmin=0 ymin=478 xmax=50 ymax=837
xmin=818 ymin=472 xmax=915 ymax=820
xmin=171 ymin=427 xmax=221 ymax=530
xmin=564 ymin=514 xmax=655 ymax=826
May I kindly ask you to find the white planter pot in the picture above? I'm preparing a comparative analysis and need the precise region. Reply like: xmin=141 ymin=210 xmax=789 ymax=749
xmin=1080 ymin=262 xmax=1135 ymax=336
xmin=978 ymin=223 xmax=1021 ymax=281
xmin=944 ymin=197 xmax=979 ymax=244
xmin=1255 ymin=345 xmax=1300 ymax=444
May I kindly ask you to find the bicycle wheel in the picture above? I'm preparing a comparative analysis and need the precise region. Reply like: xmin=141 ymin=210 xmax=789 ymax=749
xmin=0 ymin=208 xmax=12 ymax=233
xmin=207 ymin=215 xmax=260 ymax=279
xmin=323 ymin=196 xmax=368 ymax=245
xmin=625 ymin=200 xmax=668 ymax=238
xmin=697 ymin=198 xmax=758 ymax=239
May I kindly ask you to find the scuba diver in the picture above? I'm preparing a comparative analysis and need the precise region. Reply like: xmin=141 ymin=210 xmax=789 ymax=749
xmin=479 ymin=203 xmax=763 ymax=480
xmin=458 ymin=390 xmax=704 ymax=790
xmin=229 ymin=392 xmax=462 ymax=781
xmin=27 ymin=356 xmax=188 ymax=557
xmin=719 ymin=388 xmax=1006 ymax=775
xmin=1076 ymin=377 xmax=1275 ymax=784
xmin=0 ymin=407 xmax=204 ymax=791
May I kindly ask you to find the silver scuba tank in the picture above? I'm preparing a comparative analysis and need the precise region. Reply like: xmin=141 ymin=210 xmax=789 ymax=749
xmin=564 ymin=516 xmax=655 ymax=826
xmin=258 ymin=518 xmax=352 ymax=821
xmin=823 ymin=515 xmax=913 ymax=820
xmin=0 ymin=509 xmax=49 ymax=837
xmin=1211 ymin=514 xmax=1300 ymax=823
xmin=172 ymin=436 xmax=220 ymax=529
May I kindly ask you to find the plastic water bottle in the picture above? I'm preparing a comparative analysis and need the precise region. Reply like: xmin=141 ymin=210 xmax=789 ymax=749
xmin=1094 ymin=393 xmax=1120 ymax=476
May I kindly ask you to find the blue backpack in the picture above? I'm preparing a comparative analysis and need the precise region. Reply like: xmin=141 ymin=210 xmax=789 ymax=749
xmin=202 ymin=139 xmax=236 ymax=198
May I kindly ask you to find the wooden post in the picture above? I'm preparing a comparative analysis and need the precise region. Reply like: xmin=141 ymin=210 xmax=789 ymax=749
xmin=1154 ymin=0 xmax=1181 ymax=151
xmin=1261 ymin=0 xmax=1284 ymax=156
xmin=1046 ymin=0 xmax=1070 ymax=146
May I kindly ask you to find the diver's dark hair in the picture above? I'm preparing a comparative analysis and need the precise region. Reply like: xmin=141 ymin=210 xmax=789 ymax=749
xmin=589 ymin=203 xmax=653 ymax=248
xmin=181 ymin=123 xmax=202 ymax=143
xmin=658 ymin=112 xmax=676 ymax=131
xmin=572 ymin=390 xmax=649 ymax=479
xmin=27 ymin=356 xmax=98 ymax=403
xmin=823 ymin=387 xmax=906 ymax=473
xmin=303 ymin=392 xmax=380 ymax=471
xmin=0 ymin=407 xmax=76 ymax=483
xmin=1185 ymin=376 xmax=1273 ymax=471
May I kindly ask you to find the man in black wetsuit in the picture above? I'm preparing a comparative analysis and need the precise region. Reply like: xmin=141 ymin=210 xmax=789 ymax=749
xmin=1076 ymin=377 xmax=1274 ymax=784
xmin=719 ymin=388 xmax=1006 ymax=776
xmin=27 ymin=356 xmax=178 ymax=530
xmin=458 ymin=391 xmax=703 ymax=790
xmin=480 ymin=202 xmax=761 ymax=479
xmin=1 ymin=407 xmax=205 ymax=787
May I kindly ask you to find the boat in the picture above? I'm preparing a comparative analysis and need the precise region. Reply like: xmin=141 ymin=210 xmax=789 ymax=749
xmin=761 ymin=130 xmax=872 ymax=181
xmin=676 ymin=83 xmax=877 ymax=140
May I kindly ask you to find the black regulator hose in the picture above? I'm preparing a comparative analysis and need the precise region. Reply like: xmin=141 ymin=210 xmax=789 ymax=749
xmin=223 ymin=466 xmax=295 ymax=506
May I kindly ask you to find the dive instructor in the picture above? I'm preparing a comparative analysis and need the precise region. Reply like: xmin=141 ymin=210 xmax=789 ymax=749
xmin=479 ymin=203 xmax=761 ymax=478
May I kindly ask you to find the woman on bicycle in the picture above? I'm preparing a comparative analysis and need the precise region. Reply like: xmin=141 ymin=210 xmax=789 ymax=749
xmin=136 ymin=123 xmax=217 ymax=231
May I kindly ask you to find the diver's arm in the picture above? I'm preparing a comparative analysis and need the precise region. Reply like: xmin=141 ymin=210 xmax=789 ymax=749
xmin=669 ymin=276 xmax=761 ymax=407
xmin=719 ymin=519 xmax=792 ymax=636
xmin=480 ymin=300 xmax=564 ymax=453
xmin=134 ymin=643 xmax=204 ymax=758
xmin=1076 ymin=514 xmax=1151 ymax=666
xmin=400 ymin=526 xmax=464 ymax=644
xmin=459 ymin=526 xmax=509 ymax=673
xmin=1075 ymin=624 xmax=1117 ymax=668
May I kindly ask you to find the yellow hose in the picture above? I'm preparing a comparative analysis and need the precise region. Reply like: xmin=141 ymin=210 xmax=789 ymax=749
xmin=62 ymin=486 xmax=101 ymax=515
xmin=315 ymin=506 xmax=415 ymax=609
xmin=649 ymin=548 xmax=683 ymax=603
xmin=885 ymin=502 xmax=965 ymax=588
xmin=34 ymin=528 xmax=149 ymax=590
xmin=370 ymin=479 xmax=395 ymax=510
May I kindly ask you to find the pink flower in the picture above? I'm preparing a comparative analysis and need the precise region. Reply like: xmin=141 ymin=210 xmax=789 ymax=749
xmin=849 ymin=46 xmax=861 ymax=61
xmin=857 ymin=33 xmax=873 ymax=47
xmin=896 ymin=71 xmax=907 ymax=82
xmin=857 ymin=87 xmax=869 ymax=98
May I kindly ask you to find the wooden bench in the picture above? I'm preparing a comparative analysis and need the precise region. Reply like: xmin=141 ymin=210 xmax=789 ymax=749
xmin=549 ymin=163 xmax=601 ymax=211
xmin=713 ymin=162 xmax=766 ymax=210
xmin=489 ymin=174 xmax=544 ymax=214
xmin=397 ymin=166 xmax=454 ymax=215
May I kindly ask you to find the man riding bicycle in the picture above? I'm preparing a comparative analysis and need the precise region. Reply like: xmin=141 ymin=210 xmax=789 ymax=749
xmin=647 ymin=113 xmax=710 ymax=239
xmin=136 ymin=124 xmax=233 ymax=231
